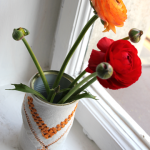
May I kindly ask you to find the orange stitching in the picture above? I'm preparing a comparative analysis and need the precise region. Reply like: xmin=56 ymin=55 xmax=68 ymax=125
xmin=23 ymin=96 xmax=73 ymax=150
xmin=27 ymin=96 xmax=78 ymax=139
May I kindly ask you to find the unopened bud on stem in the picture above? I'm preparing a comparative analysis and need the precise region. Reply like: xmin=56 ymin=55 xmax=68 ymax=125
xmin=96 ymin=62 xmax=113 ymax=79
xmin=12 ymin=27 xmax=30 ymax=41
xmin=129 ymin=28 xmax=143 ymax=43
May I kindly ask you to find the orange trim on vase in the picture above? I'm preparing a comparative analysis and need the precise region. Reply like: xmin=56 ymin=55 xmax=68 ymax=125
xmin=23 ymin=95 xmax=75 ymax=150
xmin=27 ymin=96 xmax=78 ymax=139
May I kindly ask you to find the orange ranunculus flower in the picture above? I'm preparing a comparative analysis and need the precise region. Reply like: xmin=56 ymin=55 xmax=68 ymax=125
xmin=91 ymin=0 xmax=127 ymax=33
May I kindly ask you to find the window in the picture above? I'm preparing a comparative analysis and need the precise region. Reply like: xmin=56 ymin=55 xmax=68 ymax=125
xmin=50 ymin=0 xmax=150 ymax=149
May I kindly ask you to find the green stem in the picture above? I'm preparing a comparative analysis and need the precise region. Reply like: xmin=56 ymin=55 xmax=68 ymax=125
xmin=58 ymin=70 xmax=87 ymax=101
xmin=71 ymin=77 xmax=97 ymax=97
xmin=50 ymin=92 xmax=56 ymax=103
xmin=69 ymin=70 xmax=86 ymax=88
xmin=47 ymin=90 xmax=53 ymax=101
xmin=22 ymin=38 xmax=50 ymax=97
xmin=122 ymin=36 xmax=130 ymax=40
xmin=52 ymin=15 xmax=98 ymax=90
xmin=58 ymin=72 xmax=97 ymax=104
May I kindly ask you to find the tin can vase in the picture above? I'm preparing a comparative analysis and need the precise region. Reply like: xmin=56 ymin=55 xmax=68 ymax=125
xmin=18 ymin=70 xmax=78 ymax=150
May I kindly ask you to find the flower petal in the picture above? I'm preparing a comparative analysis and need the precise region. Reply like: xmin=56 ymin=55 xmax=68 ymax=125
xmin=86 ymin=37 xmax=142 ymax=90
xmin=91 ymin=0 xmax=127 ymax=33
xmin=97 ymin=37 xmax=114 ymax=53
xmin=86 ymin=50 xmax=105 ymax=73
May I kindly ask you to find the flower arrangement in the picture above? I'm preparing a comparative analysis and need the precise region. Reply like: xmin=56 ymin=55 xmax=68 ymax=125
xmin=9 ymin=0 xmax=143 ymax=104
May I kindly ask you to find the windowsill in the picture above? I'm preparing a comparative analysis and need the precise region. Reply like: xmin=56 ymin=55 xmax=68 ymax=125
xmin=75 ymin=78 xmax=150 ymax=150
xmin=0 ymin=84 xmax=100 ymax=150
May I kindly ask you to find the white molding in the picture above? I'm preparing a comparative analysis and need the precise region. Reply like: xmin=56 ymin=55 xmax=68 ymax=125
xmin=75 ymin=84 xmax=150 ymax=150
xmin=50 ymin=0 xmax=94 ymax=76
xmin=65 ymin=1 xmax=94 ymax=76
xmin=50 ymin=0 xmax=80 ymax=71
xmin=92 ymin=82 xmax=150 ymax=148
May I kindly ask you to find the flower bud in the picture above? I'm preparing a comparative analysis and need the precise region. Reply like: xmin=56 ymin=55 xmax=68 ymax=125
xmin=12 ymin=27 xmax=29 ymax=41
xmin=18 ymin=27 xmax=30 ymax=36
xmin=96 ymin=62 xmax=113 ymax=79
xmin=128 ymin=28 xmax=143 ymax=43
xmin=12 ymin=29 xmax=24 ymax=41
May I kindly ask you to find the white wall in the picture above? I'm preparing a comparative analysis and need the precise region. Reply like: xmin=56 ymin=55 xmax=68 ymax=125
xmin=0 ymin=0 xmax=61 ymax=86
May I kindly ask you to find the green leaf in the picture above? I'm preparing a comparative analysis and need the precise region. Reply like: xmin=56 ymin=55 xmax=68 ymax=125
xmin=66 ymin=91 xmax=98 ymax=102
xmin=6 ymin=83 xmax=47 ymax=101
xmin=58 ymin=88 xmax=70 ymax=93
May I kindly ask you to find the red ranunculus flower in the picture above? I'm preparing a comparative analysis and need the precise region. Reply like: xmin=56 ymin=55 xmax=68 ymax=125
xmin=86 ymin=37 xmax=142 ymax=90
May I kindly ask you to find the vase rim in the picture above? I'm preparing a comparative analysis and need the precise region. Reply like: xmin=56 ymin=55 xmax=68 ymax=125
xmin=29 ymin=70 xmax=78 ymax=106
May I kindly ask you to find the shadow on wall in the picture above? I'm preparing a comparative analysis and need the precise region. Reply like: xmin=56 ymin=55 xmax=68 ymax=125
xmin=0 ymin=0 xmax=61 ymax=85
xmin=25 ymin=0 xmax=62 ymax=82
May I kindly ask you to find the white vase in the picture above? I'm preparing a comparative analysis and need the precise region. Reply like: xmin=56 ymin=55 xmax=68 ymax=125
xmin=18 ymin=71 xmax=78 ymax=150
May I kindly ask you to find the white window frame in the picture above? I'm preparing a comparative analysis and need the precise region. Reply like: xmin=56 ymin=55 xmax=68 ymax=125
xmin=50 ymin=0 xmax=150 ymax=150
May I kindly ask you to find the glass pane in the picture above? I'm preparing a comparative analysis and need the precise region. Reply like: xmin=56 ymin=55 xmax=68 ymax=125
xmin=83 ymin=19 xmax=150 ymax=136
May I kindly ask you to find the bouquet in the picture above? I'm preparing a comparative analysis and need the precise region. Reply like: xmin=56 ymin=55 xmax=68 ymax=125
xmin=9 ymin=0 xmax=143 ymax=104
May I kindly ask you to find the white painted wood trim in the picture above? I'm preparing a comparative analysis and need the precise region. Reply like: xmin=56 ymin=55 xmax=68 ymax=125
xmin=50 ymin=0 xmax=94 ymax=76
xmin=75 ymin=83 xmax=150 ymax=150
xmin=64 ymin=1 xmax=94 ymax=76
xmin=50 ymin=0 xmax=150 ymax=149
xmin=50 ymin=0 xmax=80 ymax=72
xmin=92 ymin=82 xmax=150 ymax=147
